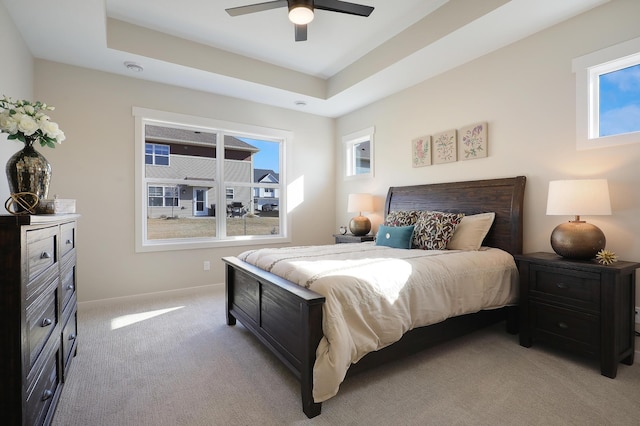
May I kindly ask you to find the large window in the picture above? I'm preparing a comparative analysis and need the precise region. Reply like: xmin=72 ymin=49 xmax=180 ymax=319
xmin=134 ymin=108 xmax=290 ymax=251
xmin=573 ymin=36 xmax=640 ymax=150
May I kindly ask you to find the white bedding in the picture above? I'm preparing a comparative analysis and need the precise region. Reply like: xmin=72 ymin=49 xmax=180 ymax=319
xmin=238 ymin=243 xmax=518 ymax=402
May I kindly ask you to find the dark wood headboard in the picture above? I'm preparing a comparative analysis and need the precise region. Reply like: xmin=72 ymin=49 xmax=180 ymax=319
xmin=384 ymin=176 xmax=526 ymax=255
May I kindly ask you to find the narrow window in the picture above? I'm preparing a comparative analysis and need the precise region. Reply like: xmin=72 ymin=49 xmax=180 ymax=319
xmin=343 ymin=127 xmax=375 ymax=179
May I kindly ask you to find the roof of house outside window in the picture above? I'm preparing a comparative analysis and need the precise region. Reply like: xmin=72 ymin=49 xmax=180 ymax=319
xmin=254 ymin=169 xmax=279 ymax=183
xmin=145 ymin=125 xmax=258 ymax=151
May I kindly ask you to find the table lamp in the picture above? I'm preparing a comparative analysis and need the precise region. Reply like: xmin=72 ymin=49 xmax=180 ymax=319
xmin=546 ymin=179 xmax=611 ymax=259
xmin=347 ymin=193 xmax=373 ymax=236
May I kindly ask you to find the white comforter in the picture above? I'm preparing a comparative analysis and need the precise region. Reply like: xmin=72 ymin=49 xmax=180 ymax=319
xmin=238 ymin=243 xmax=518 ymax=402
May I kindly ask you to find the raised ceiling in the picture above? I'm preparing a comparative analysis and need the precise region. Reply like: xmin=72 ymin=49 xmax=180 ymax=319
xmin=2 ymin=0 xmax=608 ymax=117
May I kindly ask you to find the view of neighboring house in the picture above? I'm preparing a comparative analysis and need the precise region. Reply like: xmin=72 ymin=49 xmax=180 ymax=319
xmin=253 ymin=168 xmax=279 ymax=211
xmin=144 ymin=125 xmax=260 ymax=218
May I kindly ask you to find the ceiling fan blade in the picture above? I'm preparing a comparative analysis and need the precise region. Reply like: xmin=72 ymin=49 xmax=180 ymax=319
xmin=226 ymin=0 xmax=287 ymax=16
xmin=314 ymin=0 xmax=374 ymax=17
xmin=295 ymin=24 xmax=307 ymax=42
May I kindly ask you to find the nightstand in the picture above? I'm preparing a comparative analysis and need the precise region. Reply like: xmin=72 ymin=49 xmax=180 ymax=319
xmin=333 ymin=234 xmax=375 ymax=244
xmin=515 ymin=252 xmax=639 ymax=378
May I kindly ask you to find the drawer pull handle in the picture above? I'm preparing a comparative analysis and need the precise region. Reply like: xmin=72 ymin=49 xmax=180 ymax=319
xmin=556 ymin=282 xmax=568 ymax=289
xmin=41 ymin=318 xmax=53 ymax=327
xmin=67 ymin=284 xmax=75 ymax=291
xmin=42 ymin=389 xmax=53 ymax=401
xmin=557 ymin=322 xmax=569 ymax=329
xmin=40 ymin=251 xmax=51 ymax=259
xmin=66 ymin=239 xmax=72 ymax=245
xmin=69 ymin=333 xmax=77 ymax=341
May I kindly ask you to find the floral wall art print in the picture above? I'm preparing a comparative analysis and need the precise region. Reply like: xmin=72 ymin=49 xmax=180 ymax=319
xmin=411 ymin=135 xmax=431 ymax=167
xmin=459 ymin=122 xmax=488 ymax=160
xmin=432 ymin=129 xmax=457 ymax=164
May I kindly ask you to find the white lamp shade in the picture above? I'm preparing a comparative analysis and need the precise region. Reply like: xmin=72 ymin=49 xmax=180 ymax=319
xmin=546 ymin=179 xmax=612 ymax=216
xmin=347 ymin=193 xmax=373 ymax=213
xmin=288 ymin=6 xmax=314 ymax=24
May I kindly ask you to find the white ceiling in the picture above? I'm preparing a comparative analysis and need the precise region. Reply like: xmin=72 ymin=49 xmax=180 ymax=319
xmin=2 ymin=0 xmax=608 ymax=117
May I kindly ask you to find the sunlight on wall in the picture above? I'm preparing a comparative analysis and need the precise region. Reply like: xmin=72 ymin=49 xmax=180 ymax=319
xmin=287 ymin=175 xmax=304 ymax=213
xmin=110 ymin=306 xmax=184 ymax=330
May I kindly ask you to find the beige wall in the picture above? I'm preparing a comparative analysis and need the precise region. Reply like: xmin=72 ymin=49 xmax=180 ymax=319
xmin=3 ymin=0 xmax=640 ymax=309
xmin=335 ymin=0 xmax=640 ymax=307
xmin=0 ymin=1 xmax=34 ymax=201
xmin=33 ymin=62 xmax=335 ymax=302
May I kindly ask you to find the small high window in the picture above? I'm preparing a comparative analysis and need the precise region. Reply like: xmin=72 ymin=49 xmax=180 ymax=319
xmin=573 ymin=36 xmax=640 ymax=150
xmin=343 ymin=127 xmax=374 ymax=179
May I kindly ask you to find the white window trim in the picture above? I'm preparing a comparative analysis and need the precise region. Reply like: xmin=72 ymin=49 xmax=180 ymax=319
xmin=133 ymin=107 xmax=292 ymax=252
xmin=342 ymin=126 xmax=375 ymax=180
xmin=572 ymin=36 xmax=640 ymax=150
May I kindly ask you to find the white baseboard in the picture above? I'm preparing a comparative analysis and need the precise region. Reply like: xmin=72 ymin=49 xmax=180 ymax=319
xmin=78 ymin=283 xmax=224 ymax=310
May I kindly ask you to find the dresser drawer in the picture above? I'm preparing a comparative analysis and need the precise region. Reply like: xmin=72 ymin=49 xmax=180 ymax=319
xmin=60 ymin=256 xmax=77 ymax=311
xmin=26 ymin=226 xmax=58 ymax=283
xmin=529 ymin=264 xmax=600 ymax=311
xmin=60 ymin=221 xmax=76 ymax=259
xmin=26 ymin=341 xmax=61 ymax=426
xmin=26 ymin=282 xmax=59 ymax=370
xmin=530 ymin=301 xmax=599 ymax=356
xmin=61 ymin=299 xmax=78 ymax=381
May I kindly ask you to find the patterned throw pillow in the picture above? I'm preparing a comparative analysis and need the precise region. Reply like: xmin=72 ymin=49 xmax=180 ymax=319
xmin=385 ymin=210 xmax=421 ymax=227
xmin=412 ymin=211 xmax=465 ymax=250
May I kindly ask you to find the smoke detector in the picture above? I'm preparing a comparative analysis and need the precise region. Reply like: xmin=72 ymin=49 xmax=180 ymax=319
xmin=124 ymin=61 xmax=144 ymax=72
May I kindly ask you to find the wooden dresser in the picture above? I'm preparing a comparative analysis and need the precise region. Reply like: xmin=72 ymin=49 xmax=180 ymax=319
xmin=0 ymin=214 xmax=79 ymax=426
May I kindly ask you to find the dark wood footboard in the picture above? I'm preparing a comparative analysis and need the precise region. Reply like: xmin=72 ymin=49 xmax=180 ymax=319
xmin=223 ymin=256 xmax=325 ymax=418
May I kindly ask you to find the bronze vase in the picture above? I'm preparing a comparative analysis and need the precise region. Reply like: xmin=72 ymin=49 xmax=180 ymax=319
xmin=5 ymin=140 xmax=52 ymax=208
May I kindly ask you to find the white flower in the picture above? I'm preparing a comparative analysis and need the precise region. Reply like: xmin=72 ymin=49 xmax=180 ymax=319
xmin=17 ymin=114 xmax=39 ymax=136
xmin=41 ymin=119 xmax=61 ymax=139
xmin=0 ymin=111 xmax=18 ymax=134
xmin=0 ymin=95 xmax=65 ymax=147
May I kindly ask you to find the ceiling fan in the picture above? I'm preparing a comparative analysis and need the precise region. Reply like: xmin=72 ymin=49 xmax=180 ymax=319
xmin=226 ymin=0 xmax=374 ymax=42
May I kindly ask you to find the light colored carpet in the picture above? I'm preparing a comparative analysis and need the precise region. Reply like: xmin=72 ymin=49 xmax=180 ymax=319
xmin=53 ymin=284 xmax=640 ymax=426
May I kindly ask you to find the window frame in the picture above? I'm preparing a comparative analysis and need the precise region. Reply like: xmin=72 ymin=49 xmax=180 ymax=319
xmin=572 ymin=36 xmax=640 ymax=150
xmin=133 ymin=107 xmax=291 ymax=252
xmin=342 ymin=126 xmax=375 ymax=180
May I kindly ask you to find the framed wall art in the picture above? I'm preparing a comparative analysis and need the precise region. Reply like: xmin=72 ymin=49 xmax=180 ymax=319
xmin=459 ymin=122 xmax=488 ymax=160
xmin=411 ymin=135 xmax=431 ymax=167
xmin=432 ymin=129 xmax=457 ymax=164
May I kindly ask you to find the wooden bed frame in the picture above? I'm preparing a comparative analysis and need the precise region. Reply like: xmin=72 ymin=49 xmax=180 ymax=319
xmin=223 ymin=176 xmax=526 ymax=418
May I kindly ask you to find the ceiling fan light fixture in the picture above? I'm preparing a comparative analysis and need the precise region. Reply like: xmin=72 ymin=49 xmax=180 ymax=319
xmin=288 ymin=2 xmax=314 ymax=25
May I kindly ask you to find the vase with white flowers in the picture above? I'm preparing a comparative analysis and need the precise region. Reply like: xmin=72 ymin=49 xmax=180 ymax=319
xmin=0 ymin=96 xmax=66 ymax=210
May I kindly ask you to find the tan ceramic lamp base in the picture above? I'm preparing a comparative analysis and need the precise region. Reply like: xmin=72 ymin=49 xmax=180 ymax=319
xmin=550 ymin=220 xmax=606 ymax=260
xmin=349 ymin=215 xmax=371 ymax=236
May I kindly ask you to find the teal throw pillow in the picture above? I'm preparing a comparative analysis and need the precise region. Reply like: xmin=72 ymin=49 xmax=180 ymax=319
xmin=376 ymin=225 xmax=415 ymax=249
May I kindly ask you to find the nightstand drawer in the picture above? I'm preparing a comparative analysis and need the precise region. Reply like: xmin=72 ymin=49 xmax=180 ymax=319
xmin=530 ymin=302 xmax=599 ymax=356
xmin=530 ymin=264 xmax=600 ymax=311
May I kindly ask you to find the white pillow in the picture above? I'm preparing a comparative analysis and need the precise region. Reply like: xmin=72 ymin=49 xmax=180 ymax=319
xmin=446 ymin=212 xmax=495 ymax=251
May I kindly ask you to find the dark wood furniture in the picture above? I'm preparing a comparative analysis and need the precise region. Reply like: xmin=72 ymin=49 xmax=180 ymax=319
xmin=333 ymin=233 xmax=375 ymax=244
xmin=516 ymin=252 xmax=638 ymax=378
xmin=223 ymin=176 xmax=526 ymax=418
xmin=0 ymin=214 xmax=79 ymax=426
